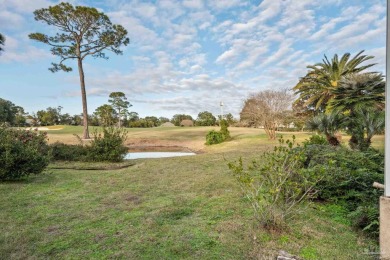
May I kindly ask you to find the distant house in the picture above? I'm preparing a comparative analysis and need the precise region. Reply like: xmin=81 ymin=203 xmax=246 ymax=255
xmin=180 ymin=119 xmax=194 ymax=127
xmin=160 ymin=122 xmax=175 ymax=127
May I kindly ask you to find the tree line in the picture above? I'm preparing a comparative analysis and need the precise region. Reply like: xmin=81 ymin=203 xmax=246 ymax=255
xmin=0 ymin=94 xmax=236 ymax=128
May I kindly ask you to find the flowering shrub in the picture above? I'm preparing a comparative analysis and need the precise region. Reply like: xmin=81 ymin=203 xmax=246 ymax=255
xmin=0 ymin=127 xmax=50 ymax=180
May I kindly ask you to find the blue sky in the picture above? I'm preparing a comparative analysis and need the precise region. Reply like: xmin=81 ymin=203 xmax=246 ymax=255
xmin=0 ymin=0 xmax=386 ymax=119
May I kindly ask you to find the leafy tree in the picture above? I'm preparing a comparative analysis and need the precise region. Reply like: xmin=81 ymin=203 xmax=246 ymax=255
xmin=224 ymin=113 xmax=236 ymax=126
xmin=159 ymin=117 xmax=170 ymax=124
xmin=94 ymin=104 xmax=116 ymax=126
xmin=14 ymin=106 xmax=27 ymax=126
xmin=29 ymin=3 xmax=129 ymax=139
xmin=293 ymin=51 xmax=375 ymax=113
xmin=196 ymin=111 xmax=216 ymax=126
xmin=240 ymin=89 xmax=293 ymax=140
xmin=36 ymin=107 xmax=61 ymax=126
xmin=0 ymin=98 xmax=17 ymax=125
xmin=145 ymin=116 xmax=159 ymax=127
xmin=171 ymin=114 xmax=193 ymax=126
xmin=108 ymin=92 xmax=132 ymax=127
xmin=306 ymin=112 xmax=343 ymax=146
xmin=60 ymin=113 xmax=72 ymax=125
xmin=72 ymin=114 xmax=82 ymax=126
xmin=0 ymin=33 xmax=5 ymax=54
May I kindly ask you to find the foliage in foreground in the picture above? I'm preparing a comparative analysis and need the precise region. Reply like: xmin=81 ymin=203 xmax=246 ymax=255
xmin=0 ymin=127 xmax=49 ymax=180
xmin=50 ymin=127 xmax=128 ymax=162
xmin=228 ymin=137 xmax=325 ymax=229
xmin=206 ymin=119 xmax=230 ymax=145
xmin=302 ymin=144 xmax=384 ymax=236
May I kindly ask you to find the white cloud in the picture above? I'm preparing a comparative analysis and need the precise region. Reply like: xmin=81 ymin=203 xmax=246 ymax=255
xmin=0 ymin=10 xmax=24 ymax=30
xmin=182 ymin=0 xmax=203 ymax=9
xmin=208 ymin=0 xmax=245 ymax=10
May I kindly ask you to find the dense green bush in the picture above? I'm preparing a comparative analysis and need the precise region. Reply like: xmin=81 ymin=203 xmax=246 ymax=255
xmin=0 ymin=127 xmax=49 ymax=180
xmin=302 ymin=144 xmax=383 ymax=236
xmin=50 ymin=127 xmax=128 ymax=162
xmin=303 ymin=134 xmax=328 ymax=146
xmin=206 ymin=119 xmax=230 ymax=145
xmin=206 ymin=130 xmax=224 ymax=145
xmin=228 ymin=137 xmax=325 ymax=229
xmin=219 ymin=119 xmax=230 ymax=139
xmin=50 ymin=142 xmax=89 ymax=161
xmin=87 ymin=127 xmax=128 ymax=162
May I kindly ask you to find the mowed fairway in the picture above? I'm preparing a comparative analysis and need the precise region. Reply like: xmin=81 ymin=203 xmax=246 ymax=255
xmin=0 ymin=126 xmax=381 ymax=259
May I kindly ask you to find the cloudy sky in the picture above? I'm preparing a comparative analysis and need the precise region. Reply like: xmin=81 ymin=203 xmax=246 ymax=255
xmin=0 ymin=0 xmax=386 ymax=119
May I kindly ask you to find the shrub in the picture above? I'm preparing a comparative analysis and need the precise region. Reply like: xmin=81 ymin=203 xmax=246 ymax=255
xmin=206 ymin=119 xmax=230 ymax=145
xmin=206 ymin=130 xmax=224 ymax=145
xmin=228 ymin=136 xmax=325 ymax=229
xmin=0 ymin=127 xmax=49 ymax=180
xmin=50 ymin=142 xmax=89 ymax=161
xmin=220 ymin=119 xmax=230 ymax=139
xmin=302 ymin=144 xmax=383 ymax=236
xmin=87 ymin=127 xmax=128 ymax=162
xmin=303 ymin=134 xmax=328 ymax=146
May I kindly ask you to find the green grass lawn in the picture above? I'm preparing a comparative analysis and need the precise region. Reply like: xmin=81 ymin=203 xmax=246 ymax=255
xmin=0 ymin=126 xmax=382 ymax=259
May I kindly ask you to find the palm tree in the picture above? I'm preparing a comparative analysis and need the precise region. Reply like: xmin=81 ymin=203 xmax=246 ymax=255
xmin=0 ymin=33 xmax=5 ymax=54
xmin=306 ymin=112 xmax=344 ymax=146
xmin=345 ymin=108 xmax=384 ymax=150
xmin=329 ymin=73 xmax=385 ymax=149
xmin=329 ymin=73 xmax=385 ymax=113
xmin=293 ymin=51 xmax=376 ymax=112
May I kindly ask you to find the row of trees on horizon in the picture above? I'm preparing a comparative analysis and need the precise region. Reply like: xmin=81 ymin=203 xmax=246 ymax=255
xmin=0 ymin=95 xmax=237 ymax=128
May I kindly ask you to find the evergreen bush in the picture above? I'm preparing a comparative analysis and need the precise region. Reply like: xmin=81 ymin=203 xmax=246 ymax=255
xmin=0 ymin=127 xmax=49 ymax=180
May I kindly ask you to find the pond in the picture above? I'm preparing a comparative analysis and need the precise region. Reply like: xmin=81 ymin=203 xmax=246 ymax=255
xmin=124 ymin=152 xmax=196 ymax=160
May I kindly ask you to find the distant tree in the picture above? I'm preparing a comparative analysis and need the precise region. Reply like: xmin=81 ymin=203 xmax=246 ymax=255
xmin=196 ymin=111 xmax=216 ymax=126
xmin=14 ymin=106 xmax=27 ymax=126
xmin=159 ymin=117 xmax=170 ymax=124
xmin=29 ymin=3 xmax=129 ymax=139
xmin=279 ymin=110 xmax=295 ymax=129
xmin=0 ymin=98 xmax=17 ymax=125
xmin=60 ymin=113 xmax=72 ymax=125
xmin=145 ymin=116 xmax=159 ymax=127
xmin=224 ymin=113 xmax=236 ymax=126
xmin=94 ymin=104 xmax=117 ymax=126
xmin=36 ymin=107 xmax=60 ymax=126
xmin=240 ymin=89 xmax=293 ymax=140
xmin=72 ymin=114 xmax=82 ymax=126
xmin=108 ymin=92 xmax=132 ymax=127
xmin=88 ymin=114 xmax=100 ymax=126
xmin=218 ymin=113 xmax=236 ymax=126
xmin=292 ymin=99 xmax=315 ymax=131
xmin=128 ymin=112 xmax=139 ymax=122
xmin=171 ymin=114 xmax=193 ymax=126
xmin=0 ymin=33 xmax=5 ymax=54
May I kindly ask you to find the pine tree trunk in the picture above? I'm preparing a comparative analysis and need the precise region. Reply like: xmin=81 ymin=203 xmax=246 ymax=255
xmin=77 ymin=57 xmax=90 ymax=139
